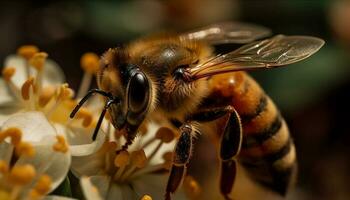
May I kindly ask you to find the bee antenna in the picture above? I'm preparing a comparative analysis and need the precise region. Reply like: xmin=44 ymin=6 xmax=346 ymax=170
xmin=70 ymin=89 xmax=114 ymax=118
xmin=91 ymin=98 xmax=116 ymax=141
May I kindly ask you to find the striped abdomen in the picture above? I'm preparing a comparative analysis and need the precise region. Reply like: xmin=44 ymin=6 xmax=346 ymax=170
xmin=207 ymin=72 xmax=297 ymax=195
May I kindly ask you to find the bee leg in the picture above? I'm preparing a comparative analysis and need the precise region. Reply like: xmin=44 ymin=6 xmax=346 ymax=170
xmin=165 ymin=123 xmax=194 ymax=200
xmin=189 ymin=106 xmax=242 ymax=200
xmin=219 ymin=108 xmax=242 ymax=200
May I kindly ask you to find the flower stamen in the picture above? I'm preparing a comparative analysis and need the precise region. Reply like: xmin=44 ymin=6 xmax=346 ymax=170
xmin=113 ymin=150 xmax=130 ymax=180
xmin=21 ymin=77 xmax=35 ymax=101
xmin=53 ymin=135 xmax=69 ymax=153
xmin=29 ymin=52 xmax=47 ymax=71
xmin=120 ymin=150 xmax=147 ymax=181
xmin=2 ymin=67 xmax=15 ymax=82
xmin=130 ymin=150 xmax=147 ymax=169
xmin=38 ymin=86 xmax=55 ymax=108
xmin=0 ymin=127 xmax=22 ymax=146
xmin=8 ymin=164 xmax=36 ymax=185
xmin=144 ymin=127 xmax=176 ymax=163
xmin=29 ymin=52 xmax=48 ymax=96
xmin=21 ymin=77 xmax=36 ymax=109
xmin=0 ymin=160 xmax=9 ymax=174
xmin=130 ymin=151 xmax=173 ymax=179
xmin=17 ymin=45 xmax=39 ymax=60
xmin=46 ymin=84 xmax=74 ymax=117
xmin=29 ymin=174 xmax=52 ymax=198
xmin=17 ymin=45 xmax=39 ymax=79
xmin=74 ymin=108 xmax=94 ymax=127
xmin=183 ymin=176 xmax=201 ymax=199
xmin=155 ymin=127 xmax=175 ymax=143
xmin=15 ymin=142 xmax=35 ymax=157
xmin=114 ymin=150 xmax=130 ymax=168
xmin=77 ymin=53 xmax=99 ymax=99
xmin=57 ymin=84 xmax=74 ymax=101
xmin=141 ymin=194 xmax=153 ymax=200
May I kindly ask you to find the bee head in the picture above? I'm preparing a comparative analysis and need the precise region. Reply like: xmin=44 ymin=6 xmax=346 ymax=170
xmin=98 ymin=48 xmax=152 ymax=134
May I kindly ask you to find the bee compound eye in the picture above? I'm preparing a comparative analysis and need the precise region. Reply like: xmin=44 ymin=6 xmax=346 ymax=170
xmin=127 ymin=72 xmax=150 ymax=113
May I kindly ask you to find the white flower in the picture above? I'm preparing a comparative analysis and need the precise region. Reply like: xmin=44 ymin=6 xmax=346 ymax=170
xmin=0 ymin=48 xmax=64 ymax=122
xmin=0 ymin=111 xmax=71 ymax=199
xmin=0 ymin=45 xmax=106 ymax=155
xmin=0 ymin=45 xmax=194 ymax=199
xmin=72 ymin=123 xmax=188 ymax=200
xmin=0 ymin=46 xmax=103 ymax=199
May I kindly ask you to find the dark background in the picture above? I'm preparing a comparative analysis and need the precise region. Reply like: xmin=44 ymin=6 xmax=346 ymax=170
xmin=1 ymin=0 xmax=349 ymax=199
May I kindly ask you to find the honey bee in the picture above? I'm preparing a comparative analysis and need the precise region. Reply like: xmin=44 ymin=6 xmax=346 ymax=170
xmin=70 ymin=22 xmax=324 ymax=200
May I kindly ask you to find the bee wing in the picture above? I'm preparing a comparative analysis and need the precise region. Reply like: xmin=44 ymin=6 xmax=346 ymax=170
xmin=187 ymin=35 xmax=325 ymax=80
xmin=180 ymin=22 xmax=272 ymax=44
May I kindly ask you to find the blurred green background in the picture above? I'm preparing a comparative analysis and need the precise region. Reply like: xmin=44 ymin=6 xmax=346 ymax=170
xmin=0 ymin=0 xmax=349 ymax=199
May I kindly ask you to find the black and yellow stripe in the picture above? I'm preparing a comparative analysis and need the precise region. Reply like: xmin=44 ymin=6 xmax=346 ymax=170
xmin=207 ymin=72 xmax=297 ymax=195
xmin=231 ymin=73 xmax=297 ymax=196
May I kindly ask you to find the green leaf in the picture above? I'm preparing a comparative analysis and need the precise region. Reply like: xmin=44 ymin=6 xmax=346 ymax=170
xmin=51 ymin=176 xmax=72 ymax=197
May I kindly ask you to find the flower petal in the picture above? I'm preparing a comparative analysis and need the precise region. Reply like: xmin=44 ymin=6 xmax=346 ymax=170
xmin=42 ymin=59 xmax=65 ymax=85
xmin=80 ymin=176 xmax=109 ymax=200
xmin=0 ymin=142 xmax=13 ymax=164
xmin=0 ymin=79 xmax=15 ymax=105
xmin=15 ymin=143 xmax=71 ymax=194
xmin=135 ymin=123 xmax=176 ymax=165
xmin=1 ymin=111 xmax=57 ymax=143
xmin=0 ymin=79 xmax=20 ymax=122
xmin=4 ymin=55 xmax=65 ymax=88
xmin=70 ymin=149 xmax=105 ymax=177
xmin=106 ymin=182 xmax=124 ymax=200
xmin=1 ymin=111 xmax=71 ymax=195
xmin=56 ymin=124 xmax=106 ymax=156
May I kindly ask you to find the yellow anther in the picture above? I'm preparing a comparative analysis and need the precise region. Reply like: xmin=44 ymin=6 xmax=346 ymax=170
xmin=0 ymin=127 xmax=22 ymax=146
xmin=130 ymin=150 xmax=147 ymax=168
xmin=155 ymin=127 xmax=175 ymax=143
xmin=38 ymin=86 xmax=55 ymax=107
xmin=162 ymin=151 xmax=173 ymax=162
xmin=15 ymin=142 xmax=35 ymax=157
xmin=76 ymin=108 xmax=93 ymax=127
xmin=21 ymin=77 xmax=35 ymax=100
xmin=17 ymin=45 xmax=39 ymax=60
xmin=29 ymin=189 xmax=41 ymax=199
xmin=33 ymin=174 xmax=52 ymax=195
xmin=2 ymin=67 xmax=16 ymax=82
xmin=53 ymin=135 xmax=69 ymax=153
xmin=138 ymin=123 xmax=148 ymax=135
xmin=81 ymin=52 xmax=100 ymax=74
xmin=57 ymin=84 xmax=74 ymax=101
xmin=140 ymin=194 xmax=153 ymax=200
xmin=29 ymin=52 xmax=48 ymax=71
xmin=8 ymin=164 xmax=36 ymax=185
xmin=0 ymin=160 xmax=9 ymax=174
xmin=183 ymin=176 xmax=201 ymax=199
xmin=114 ymin=150 xmax=130 ymax=167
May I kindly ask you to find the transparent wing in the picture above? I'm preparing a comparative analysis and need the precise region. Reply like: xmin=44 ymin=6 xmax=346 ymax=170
xmin=187 ymin=35 xmax=325 ymax=80
xmin=180 ymin=22 xmax=271 ymax=44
